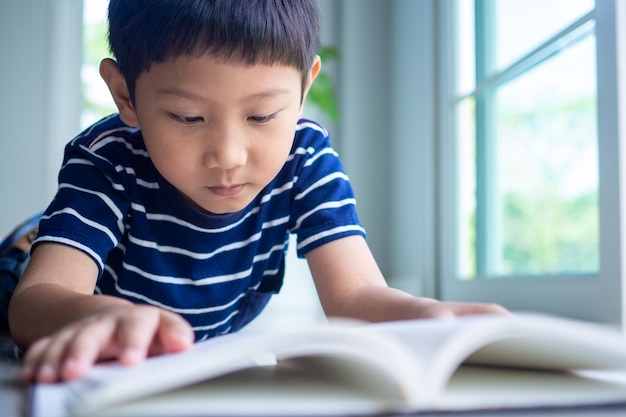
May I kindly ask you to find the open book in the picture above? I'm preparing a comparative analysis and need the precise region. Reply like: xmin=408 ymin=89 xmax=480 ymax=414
xmin=31 ymin=312 xmax=626 ymax=417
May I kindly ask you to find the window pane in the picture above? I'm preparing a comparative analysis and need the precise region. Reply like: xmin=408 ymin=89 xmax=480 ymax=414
xmin=457 ymin=97 xmax=477 ymax=278
xmin=493 ymin=36 xmax=598 ymax=276
xmin=456 ymin=0 xmax=476 ymax=95
xmin=82 ymin=0 xmax=116 ymax=129
xmin=495 ymin=0 xmax=594 ymax=71
xmin=454 ymin=0 xmax=599 ymax=280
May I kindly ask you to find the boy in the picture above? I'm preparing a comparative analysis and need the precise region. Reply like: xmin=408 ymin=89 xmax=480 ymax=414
xmin=8 ymin=0 xmax=505 ymax=383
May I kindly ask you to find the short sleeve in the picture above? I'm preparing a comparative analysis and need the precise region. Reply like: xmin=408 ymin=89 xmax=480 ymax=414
xmin=288 ymin=121 xmax=366 ymax=257
xmin=34 ymin=121 xmax=138 ymax=274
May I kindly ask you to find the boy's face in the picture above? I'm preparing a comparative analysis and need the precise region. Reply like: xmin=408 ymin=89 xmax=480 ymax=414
xmin=109 ymin=54 xmax=317 ymax=215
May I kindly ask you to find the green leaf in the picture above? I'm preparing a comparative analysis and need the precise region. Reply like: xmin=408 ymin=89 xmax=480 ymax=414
xmin=307 ymin=72 xmax=339 ymax=121
xmin=318 ymin=45 xmax=340 ymax=61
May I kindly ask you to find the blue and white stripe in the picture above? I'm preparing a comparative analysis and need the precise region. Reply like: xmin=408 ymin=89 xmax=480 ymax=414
xmin=34 ymin=115 xmax=365 ymax=340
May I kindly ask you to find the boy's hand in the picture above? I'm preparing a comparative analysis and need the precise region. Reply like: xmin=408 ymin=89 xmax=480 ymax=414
xmin=20 ymin=304 xmax=194 ymax=383
xmin=413 ymin=298 xmax=510 ymax=320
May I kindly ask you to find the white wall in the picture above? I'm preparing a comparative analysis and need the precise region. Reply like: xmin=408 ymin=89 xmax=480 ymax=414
xmin=0 ymin=0 xmax=82 ymax=235
xmin=323 ymin=0 xmax=436 ymax=296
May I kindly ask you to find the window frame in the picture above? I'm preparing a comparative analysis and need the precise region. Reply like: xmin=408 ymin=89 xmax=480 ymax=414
xmin=437 ymin=0 xmax=626 ymax=325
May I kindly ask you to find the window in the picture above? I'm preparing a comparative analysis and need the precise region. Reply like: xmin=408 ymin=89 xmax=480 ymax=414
xmin=456 ymin=0 xmax=597 ymax=278
xmin=82 ymin=0 xmax=116 ymax=128
xmin=438 ymin=0 xmax=626 ymax=323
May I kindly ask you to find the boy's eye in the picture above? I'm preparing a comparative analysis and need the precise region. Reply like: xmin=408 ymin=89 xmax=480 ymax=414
xmin=170 ymin=114 xmax=204 ymax=125
xmin=248 ymin=113 xmax=277 ymax=124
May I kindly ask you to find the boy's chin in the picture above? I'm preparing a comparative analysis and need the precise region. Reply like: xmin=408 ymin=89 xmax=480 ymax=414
xmin=188 ymin=198 xmax=253 ymax=216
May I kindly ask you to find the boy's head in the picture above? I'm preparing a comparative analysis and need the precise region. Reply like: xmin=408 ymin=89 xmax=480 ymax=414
xmin=100 ymin=0 xmax=323 ymax=216
xmin=107 ymin=0 xmax=321 ymax=103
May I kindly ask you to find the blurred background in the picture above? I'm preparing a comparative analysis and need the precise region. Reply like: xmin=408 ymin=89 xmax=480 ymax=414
xmin=1 ymin=0 xmax=624 ymax=326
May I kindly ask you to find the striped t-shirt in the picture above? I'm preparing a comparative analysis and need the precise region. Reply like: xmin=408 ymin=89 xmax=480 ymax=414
xmin=34 ymin=115 xmax=365 ymax=340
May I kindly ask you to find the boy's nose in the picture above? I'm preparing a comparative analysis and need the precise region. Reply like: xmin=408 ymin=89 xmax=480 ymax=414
xmin=202 ymin=128 xmax=248 ymax=170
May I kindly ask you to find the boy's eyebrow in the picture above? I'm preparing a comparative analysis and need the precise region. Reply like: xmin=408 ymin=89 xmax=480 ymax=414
xmin=156 ymin=87 xmax=293 ymax=101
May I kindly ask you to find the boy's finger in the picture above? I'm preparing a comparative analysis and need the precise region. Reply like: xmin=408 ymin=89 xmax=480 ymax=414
xmin=60 ymin=316 xmax=120 ymax=380
xmin=21 ymin=337 xmax=52 ymax=381
xmin=156 ymin=311 xmax=194 ymax=354
xmin=114 ymin=306 xmax=161 ymax=365
xmin=24 ymin=328 xmax=77 ymax=383
xmin=450 ymin=302 xmax=510 ymax=316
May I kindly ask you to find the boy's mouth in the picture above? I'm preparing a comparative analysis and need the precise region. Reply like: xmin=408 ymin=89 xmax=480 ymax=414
xmin=208 ymin=184 xmax=245 ymax=197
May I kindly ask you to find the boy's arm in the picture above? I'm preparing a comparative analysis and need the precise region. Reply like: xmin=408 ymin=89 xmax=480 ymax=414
xmin=306 ymin=235 xmax=507 ymax=322
xmin=8 ymin=243 xmax=193 ymax=382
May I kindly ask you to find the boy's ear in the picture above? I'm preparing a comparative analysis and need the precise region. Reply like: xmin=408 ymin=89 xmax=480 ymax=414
xmin=99 ymin=58 xmax=139 ymax=127
xmin=302 ymin=55 xmax=322 ymax=103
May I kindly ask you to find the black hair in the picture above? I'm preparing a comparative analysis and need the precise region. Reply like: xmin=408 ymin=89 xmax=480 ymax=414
xmin=107 ymin=0 xmax=320 ymax=102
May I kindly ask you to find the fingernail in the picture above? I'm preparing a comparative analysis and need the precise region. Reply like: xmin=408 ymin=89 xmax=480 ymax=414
xmin=64 ymin=356 xmax=78 ymax=369
xmin=121 ymin=347 xmax=143 ymax=364
xmin=171 ymin=329 xmax=193 ymax=347
xmin=38 ymin=363 xmax=56 ymax=382
xmin=62 ymin=357 xmax=82 ymax=379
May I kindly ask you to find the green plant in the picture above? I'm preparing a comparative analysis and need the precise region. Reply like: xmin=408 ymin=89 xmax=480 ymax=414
xmin=307 ymin=45 xmax=340 ymax=121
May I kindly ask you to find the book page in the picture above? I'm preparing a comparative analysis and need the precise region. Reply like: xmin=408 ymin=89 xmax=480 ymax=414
xmin=83 ymin=359 xmax=409 ymax=417
xmin=32 ymin=331 xmax=277 ymax=417
xmin=364 ymin=313 xmax=626 ymax=409
xmin=441 ymin=366 xmax=626 ymax=411
xmin=33 ymin=322 xmax=423 ymax=417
